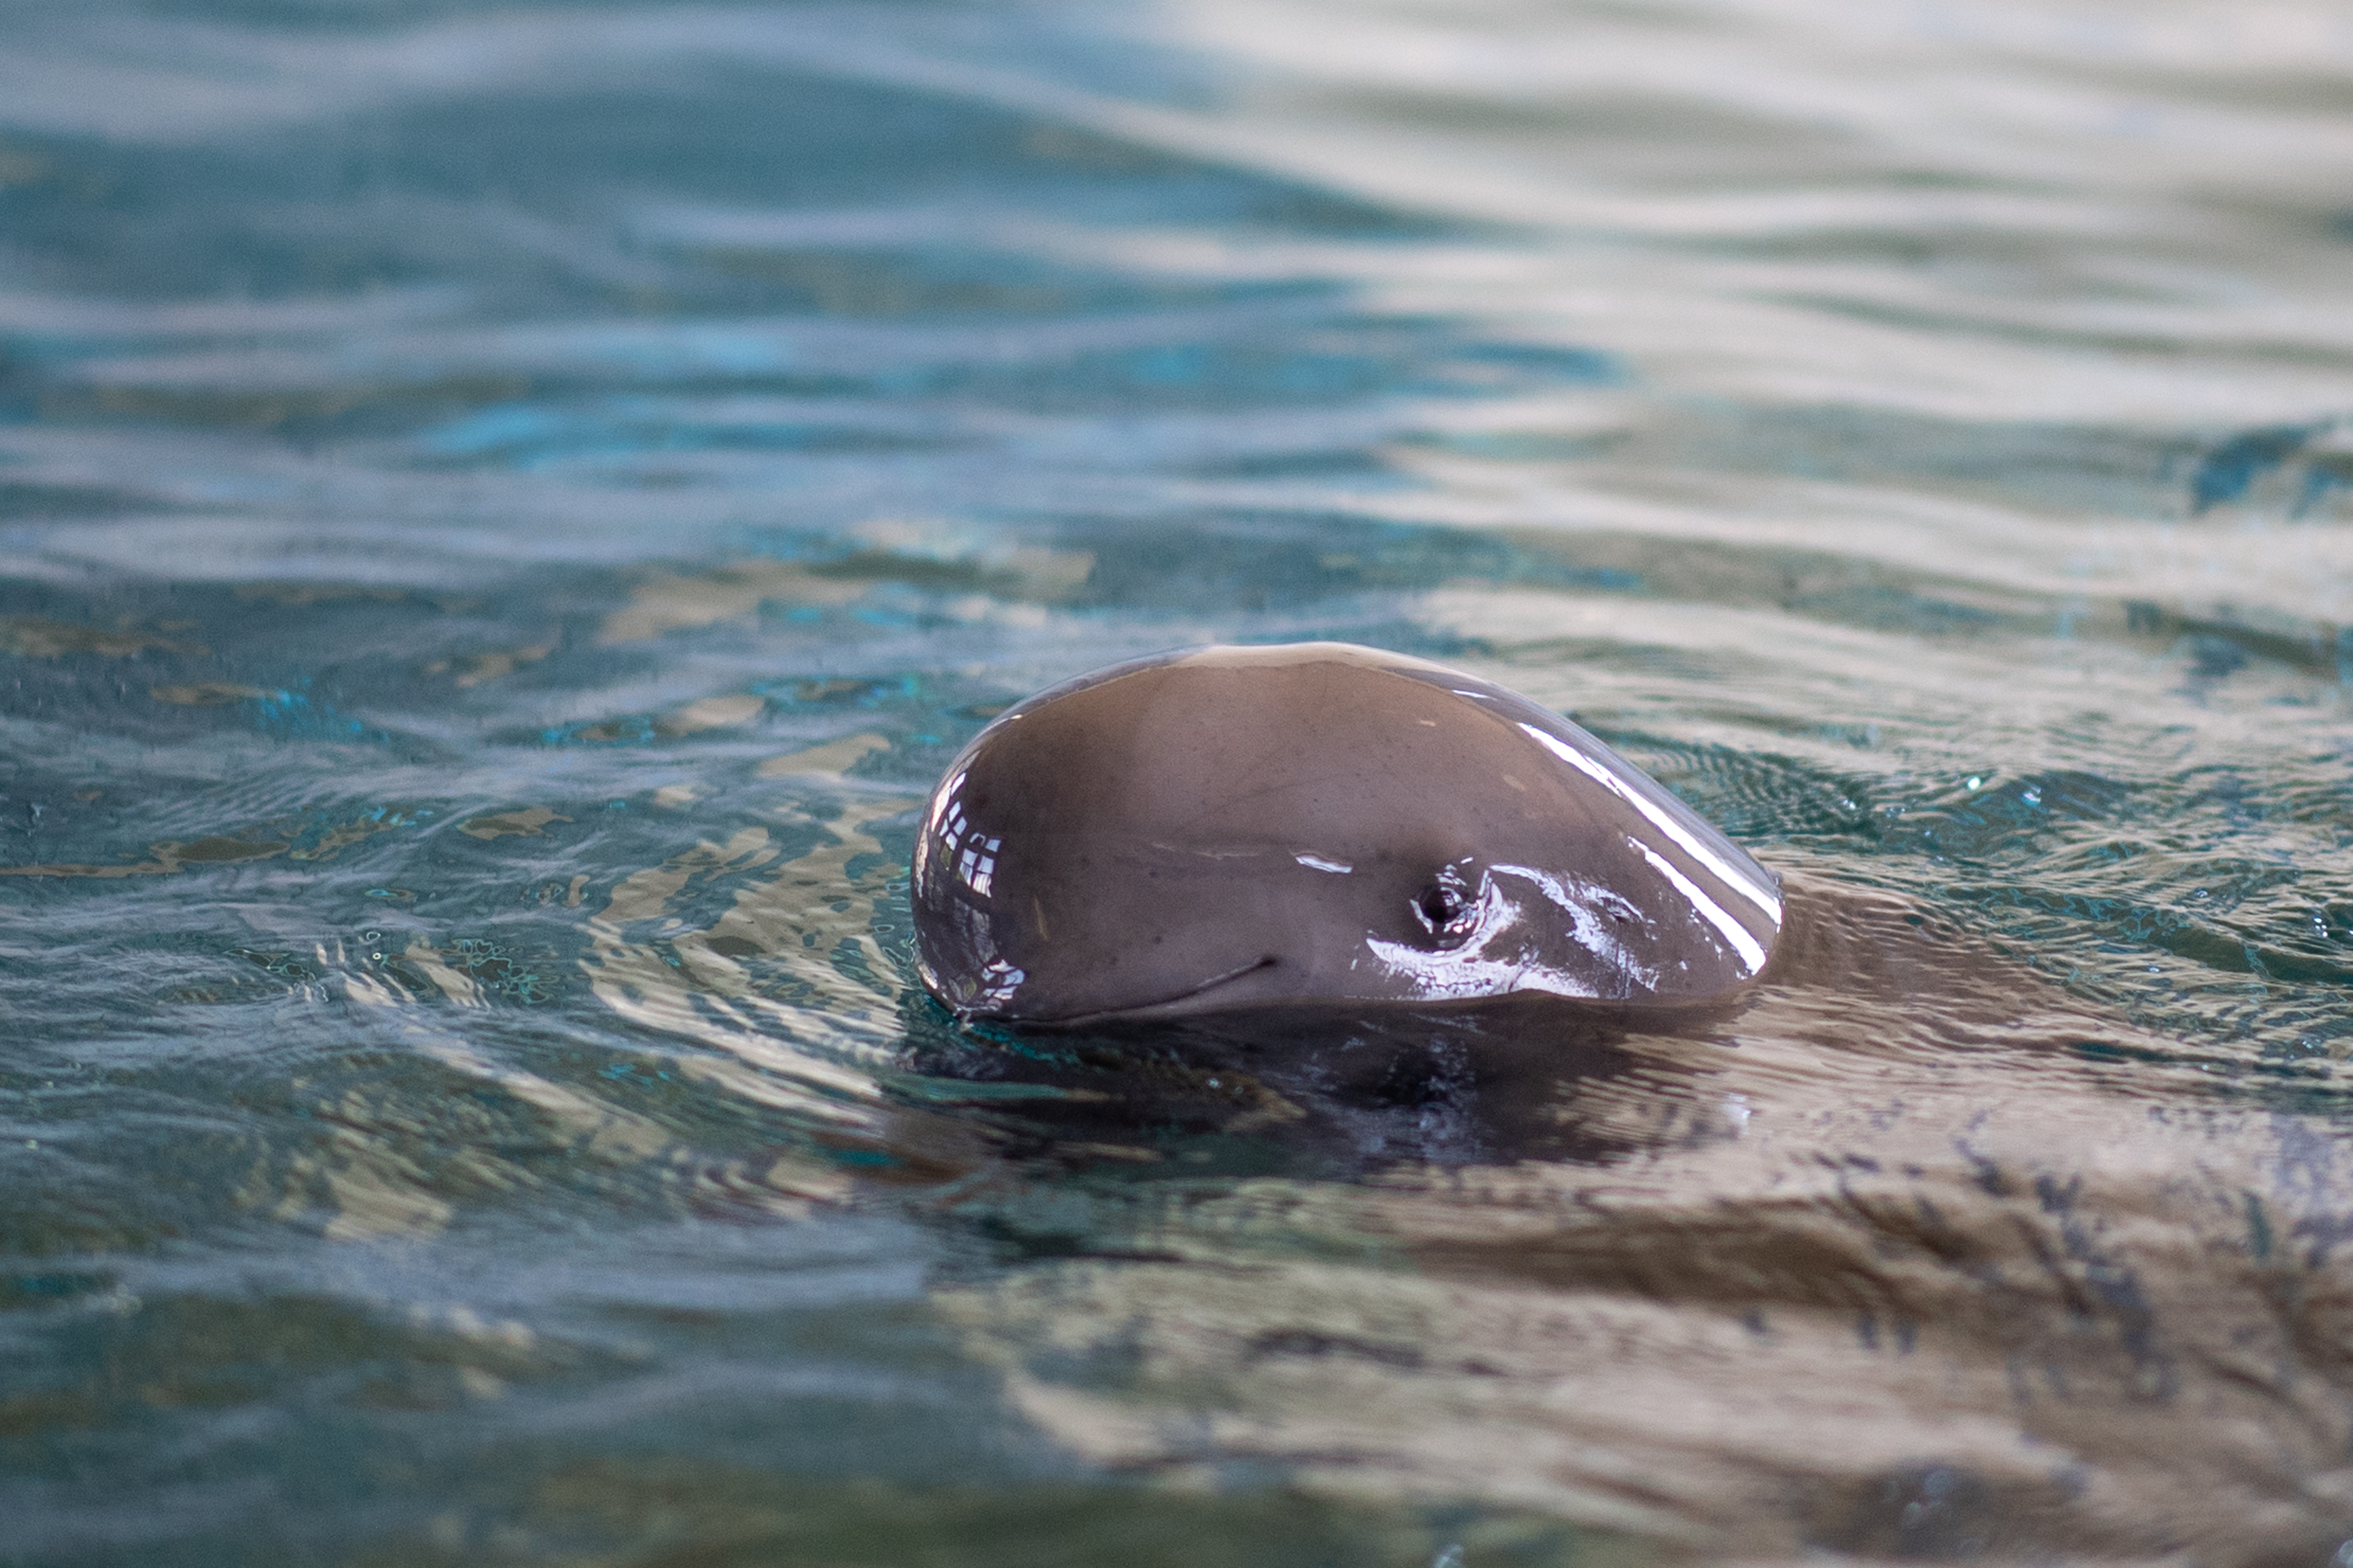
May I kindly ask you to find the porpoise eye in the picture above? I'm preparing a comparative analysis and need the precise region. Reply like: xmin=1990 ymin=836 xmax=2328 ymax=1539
xmin=1412 ymin=870 xmax=1478 ymax=943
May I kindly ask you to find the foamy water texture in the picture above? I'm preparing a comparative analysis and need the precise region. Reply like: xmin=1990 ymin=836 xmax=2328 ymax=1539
xmin=3 ymin=1 xmax=2352 ymax=1562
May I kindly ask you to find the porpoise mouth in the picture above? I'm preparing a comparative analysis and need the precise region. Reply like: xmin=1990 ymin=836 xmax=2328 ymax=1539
xmin=1031 ymin=954 xmax=1280 ymax=1028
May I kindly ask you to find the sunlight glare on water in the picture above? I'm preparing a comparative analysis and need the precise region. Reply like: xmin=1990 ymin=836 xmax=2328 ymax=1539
xmin=3 ymin=0 xmax=2353 ymax=1563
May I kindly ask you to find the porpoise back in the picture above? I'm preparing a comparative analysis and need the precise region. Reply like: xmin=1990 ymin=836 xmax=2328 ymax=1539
xmin=912 ymin=642 xmax=1780 ymax=1024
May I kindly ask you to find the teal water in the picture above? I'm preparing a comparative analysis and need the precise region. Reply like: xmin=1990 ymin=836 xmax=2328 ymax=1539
xmin=5 ymin=1 xmax=2353 ymax=1563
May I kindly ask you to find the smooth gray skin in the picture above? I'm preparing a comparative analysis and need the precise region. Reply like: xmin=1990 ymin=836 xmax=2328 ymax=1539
xmin=912 ymin=643 xmax=1782 ymax=1024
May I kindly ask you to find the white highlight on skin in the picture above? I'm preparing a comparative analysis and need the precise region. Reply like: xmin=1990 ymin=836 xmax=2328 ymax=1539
xmin=1631 ymin=838 xmax=1768 ymax=977
xmin=1513 ymin=862 xmax=1657 ymax=992
xmin=1293 ymin=852 xmax=1353 ymax=873
xmin=1519 ymin=723 xmax=1783 ymax=925
xmin=1364 ymin=863 xmax=1657 ymax=1001
xmin=972 ymin=956 xmax=1028 ymax=1011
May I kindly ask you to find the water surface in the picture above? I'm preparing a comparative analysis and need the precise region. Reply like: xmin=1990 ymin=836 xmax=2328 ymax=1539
xmin=4 ymin=1 xmax=2353 ymax=1562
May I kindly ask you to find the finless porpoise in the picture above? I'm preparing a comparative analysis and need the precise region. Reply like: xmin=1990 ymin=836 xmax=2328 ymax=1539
xmin=912 ymin=642 xmax=1782 ymax=1025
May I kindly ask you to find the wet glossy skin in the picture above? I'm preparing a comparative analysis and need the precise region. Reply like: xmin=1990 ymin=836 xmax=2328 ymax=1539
xmin=912 ymin=643 xmax=1781 ymax=1024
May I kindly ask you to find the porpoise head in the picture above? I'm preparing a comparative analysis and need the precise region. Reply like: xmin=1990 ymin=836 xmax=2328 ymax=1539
xmin=912 ymin=642 xmax=1780 ymax=1024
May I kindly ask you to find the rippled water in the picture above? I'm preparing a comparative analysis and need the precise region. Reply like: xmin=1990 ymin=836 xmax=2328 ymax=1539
xmin=4 ymin=1 xmax=2353 ymax=1562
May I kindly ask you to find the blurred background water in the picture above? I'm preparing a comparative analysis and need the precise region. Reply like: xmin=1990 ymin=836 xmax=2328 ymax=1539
xmin=3 ymin=1 xmax=2353 ymax=1563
